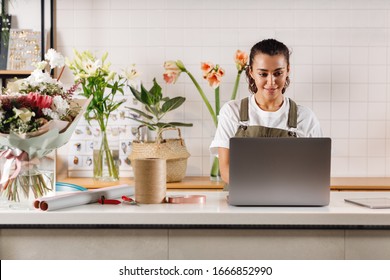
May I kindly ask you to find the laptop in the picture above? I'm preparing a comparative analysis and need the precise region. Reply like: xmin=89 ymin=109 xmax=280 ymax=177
xmin=228 ymin=137 xmax=331 ymax=206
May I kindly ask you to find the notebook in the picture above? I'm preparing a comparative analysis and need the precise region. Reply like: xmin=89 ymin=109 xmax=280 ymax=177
xmin=228 ymin=137 xmax=331 ymax=206
xmin=344 ymin=198 xmax=390 ymax=209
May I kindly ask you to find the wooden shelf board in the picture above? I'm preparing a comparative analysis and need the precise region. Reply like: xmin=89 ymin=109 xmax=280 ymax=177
xmin=59 ymin=176 xmax=390 ymax=191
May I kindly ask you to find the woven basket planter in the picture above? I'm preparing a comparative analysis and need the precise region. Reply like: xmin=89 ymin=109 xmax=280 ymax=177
xmin=129 ymin=128 xmax=190 ymax=182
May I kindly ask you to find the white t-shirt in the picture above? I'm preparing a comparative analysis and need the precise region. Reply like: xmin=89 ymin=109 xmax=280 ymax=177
xmin=210 ymin=95 xmax=323 ymax=155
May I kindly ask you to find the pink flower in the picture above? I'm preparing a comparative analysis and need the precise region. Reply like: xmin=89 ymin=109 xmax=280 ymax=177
xmin=202 ymin=64 xmax=225 ymax=89
xmin=234 ymin=49 xmax=248 ymax=71
xmin=163 ymin=70 xmax=180 ymax=84
xmin=205 ymin=67 xmax=225 ymax=89
xmin=201 ymin=62 xmax=214 ymax=78
xmin=26 ymin=92 xmax=53 ymax=109
xmin=163 ymin=61 xmax=182 ymax=84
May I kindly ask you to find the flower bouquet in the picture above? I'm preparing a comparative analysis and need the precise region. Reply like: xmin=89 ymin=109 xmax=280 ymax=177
xmin=163 ymin=50 xmax=248 ymax=180
xmin=0 ymin=49 xmax=89 ymax=209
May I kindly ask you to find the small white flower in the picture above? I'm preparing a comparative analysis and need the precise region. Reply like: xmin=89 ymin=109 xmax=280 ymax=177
xmin=33 ymin=61 xmax=48 ymax=70
xmin=5 ymin=79 xmax=24 ymax=93
xmin=45 ymin=48 xmax=65 ymax=69
xmin=42 ymin=108 xmax=59 ymax=120
xmin=52 ymin=96 xmax=69 ymax=117
xmin=26 ymin=69 xmax=52 ymax=85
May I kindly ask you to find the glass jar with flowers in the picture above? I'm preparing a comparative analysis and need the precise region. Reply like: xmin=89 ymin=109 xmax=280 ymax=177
xmin=67 ymin=50 xmax=126 ymax=181
xmin=163 ymin=50 xmax=248 ymax=181
xmin=0 ymin=49 xmax=87 ymax=209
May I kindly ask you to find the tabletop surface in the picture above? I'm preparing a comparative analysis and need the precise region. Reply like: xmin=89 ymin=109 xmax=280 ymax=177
xmin=2 ymin=191 xmax=390 ymax=227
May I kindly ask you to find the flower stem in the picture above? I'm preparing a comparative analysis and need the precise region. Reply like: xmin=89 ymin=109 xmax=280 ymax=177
xmin=215 ymin=87 xmax=220 ymax=117
xmin=185 ymin=71 xmax=218 ymax=127
xmin=102 ymin=131 xmax=119 ymax=179
xmin=210 ymin=156 xmax=220 ymax=178
xmin=231 ymin=71 xmax=243 ymax=100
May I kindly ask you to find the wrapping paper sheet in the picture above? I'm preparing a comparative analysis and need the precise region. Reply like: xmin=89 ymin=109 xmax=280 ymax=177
xmin=34 ymin=184 xmax=134 ymax=211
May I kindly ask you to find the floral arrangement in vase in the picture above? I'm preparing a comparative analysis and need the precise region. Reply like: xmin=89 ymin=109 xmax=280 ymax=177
xmin=66 ymin=50 xmax=127 ymax=181
xmin=0 ymin=49 xmax=88 ymax=208
xmin=163 ymin=50 xmax=248 ymax=180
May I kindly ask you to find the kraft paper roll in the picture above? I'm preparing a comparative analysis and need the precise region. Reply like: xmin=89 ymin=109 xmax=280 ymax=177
xmin=134 ymin=158 xmax=166 ymax=204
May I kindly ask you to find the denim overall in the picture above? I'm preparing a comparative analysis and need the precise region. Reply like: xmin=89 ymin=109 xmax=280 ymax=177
xmin=224 ymin=97 xmax=298 ymax=190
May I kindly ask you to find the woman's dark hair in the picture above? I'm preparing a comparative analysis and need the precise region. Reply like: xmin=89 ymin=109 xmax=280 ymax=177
xmin=245 ymin=38 xmax=291 ymax=94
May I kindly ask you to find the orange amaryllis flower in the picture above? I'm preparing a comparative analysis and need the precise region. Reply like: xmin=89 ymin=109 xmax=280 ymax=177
xmin=205 ymin=66 xmax=225 ymax=89
xmin=163 ymin=70 xmax=180 ymax=84
xmin=234 ymin=49 xmax=248 ymax=72
xmin=163 ymin=61 xmax=182 ymax=84
xmin=201 ymin=62 xmax=214 ymax=77
xmin=163 ymin=50 xmax=247 ymax=128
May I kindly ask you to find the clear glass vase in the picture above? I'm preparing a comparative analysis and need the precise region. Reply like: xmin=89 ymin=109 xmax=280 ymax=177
xmin=210 ymin=154 xmax=222 ymax=182
xmin=0 ymin=151 xmax=55 ymax=210
xmin=93 ymin=130 xmax=119 ymax=181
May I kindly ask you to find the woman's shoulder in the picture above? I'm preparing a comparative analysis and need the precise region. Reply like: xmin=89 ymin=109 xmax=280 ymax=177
xmin=220 ymin=98 xmax=243 ymax=113
xmin=294 ymin=101 xmax=317 ymax=119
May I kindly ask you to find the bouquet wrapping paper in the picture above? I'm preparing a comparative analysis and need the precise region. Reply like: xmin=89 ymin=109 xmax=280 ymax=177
xmin=34 ymin=184 xmax=134 ymax=211
xmin=0 ymin=98 xmax=91 ymax=208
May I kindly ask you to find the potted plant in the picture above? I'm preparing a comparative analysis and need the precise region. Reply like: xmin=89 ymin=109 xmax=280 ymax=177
xmin=127 ymin=78 xmax=193 ymax=182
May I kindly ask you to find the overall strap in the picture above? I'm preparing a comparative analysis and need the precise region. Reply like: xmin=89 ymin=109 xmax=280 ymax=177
xmin=239 ymin=97 xmax=249 ymax=122
xmin=240 ymin=97 xmax=297 ymax=128
xmin=287 ymin=98 xmax=298 ymax=128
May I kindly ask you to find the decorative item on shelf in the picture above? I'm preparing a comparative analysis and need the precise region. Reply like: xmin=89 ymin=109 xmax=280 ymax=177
xmin=6 ymin=29 xmax=41 ymax=71
xmin=163 ymin=50 xmax=248 ymax=181
xmin=0 ymin=49 xmax=89 ymax=209
xmin=126 ymin=78 xmax=192 ymax=182
xmin=67 ymin=50 xmax=127 ymax=182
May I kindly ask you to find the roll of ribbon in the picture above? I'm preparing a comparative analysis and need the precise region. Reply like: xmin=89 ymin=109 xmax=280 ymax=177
xmin=134 ymin=158 xmax=166 ymax=204
xmin=166 ymin=195 xmax=206 ymax=204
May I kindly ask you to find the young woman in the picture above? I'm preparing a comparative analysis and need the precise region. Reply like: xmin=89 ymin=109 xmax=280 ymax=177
xmin=210 ymin=39 xmax=322 ymax=184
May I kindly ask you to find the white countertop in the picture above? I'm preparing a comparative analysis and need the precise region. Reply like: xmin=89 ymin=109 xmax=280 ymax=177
xmin=1 ymin=191 xmax=390 ymax=227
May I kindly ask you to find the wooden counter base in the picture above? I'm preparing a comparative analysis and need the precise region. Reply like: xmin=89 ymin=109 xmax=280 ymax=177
xmin=59 ymin=176 xmax=390 ymax=191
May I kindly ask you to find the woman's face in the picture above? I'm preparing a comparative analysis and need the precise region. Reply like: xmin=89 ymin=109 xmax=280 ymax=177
xmin=249 ymin=53 xmax=289 ymax=103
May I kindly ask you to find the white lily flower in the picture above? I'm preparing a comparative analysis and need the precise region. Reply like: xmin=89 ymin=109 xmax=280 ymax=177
xmin=13 ymin=108 xmax=35 ymax=123
xmin=82 ymin=58 xmax=102 ymax=76
xmin=123 ymin=65 xmax=140 ymax=80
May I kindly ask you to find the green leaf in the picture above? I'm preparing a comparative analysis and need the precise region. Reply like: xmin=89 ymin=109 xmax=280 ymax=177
xmin=145 ymin=105 xmax=160 ymax=118
xmin=149 ymin=78 xmax=162 ymax=104
xmin=155 ymin=122 xmax=192 ymax=128
xmin=161 ymin=96 xmax=185 ymax=113
xmin=168 ymin=122 xmax=193 ymax=127
xmin=155 ymin=122 xmax=171 ymax=128
xmin=140 ymin=84 xmax=153 ymax=106
xmin=127 ymin=117 xmax=157 ymax=131
xmin=129 ymin=86 xmax=142 ymax=103
xmin=126 ymin=107 xmax=154 ymax=120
